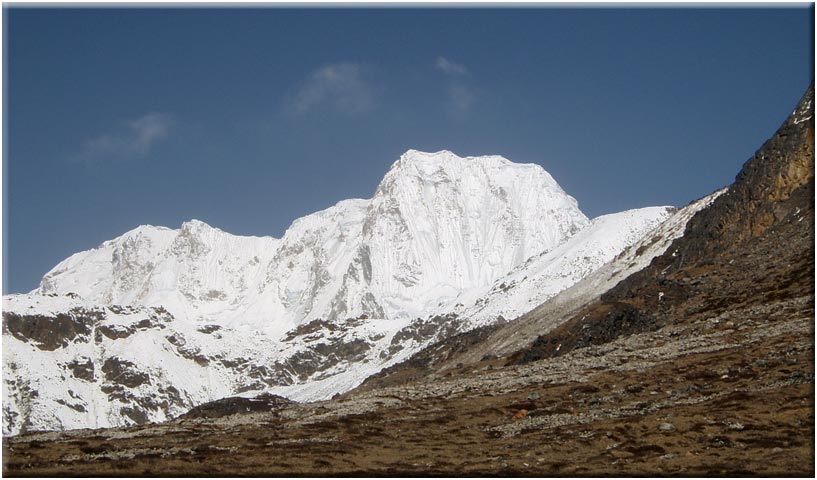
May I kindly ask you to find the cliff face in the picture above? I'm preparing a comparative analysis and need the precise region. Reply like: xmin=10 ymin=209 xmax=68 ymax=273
xmin=517 ymin=85 xmax=814 ymax=361
xmin=680 ymin=84 xmax=813 ymax=257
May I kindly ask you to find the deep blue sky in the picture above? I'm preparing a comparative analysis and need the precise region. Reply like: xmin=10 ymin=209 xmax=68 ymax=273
xmin=3 ymin=6 xmax=813 ymax=294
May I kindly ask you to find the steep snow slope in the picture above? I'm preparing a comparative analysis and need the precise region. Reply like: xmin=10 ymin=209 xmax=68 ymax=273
xmin=36 ymin=150 xmax=589 ymax=335
xmin=443 ymin=206 xmax=677 ymax=328
xmin=363 ymin=150 xmax=589 ymax=318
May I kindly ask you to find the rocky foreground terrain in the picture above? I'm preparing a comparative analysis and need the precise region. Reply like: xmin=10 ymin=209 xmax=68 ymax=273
xmin=3 ymin=86 xmax=814 ymax=476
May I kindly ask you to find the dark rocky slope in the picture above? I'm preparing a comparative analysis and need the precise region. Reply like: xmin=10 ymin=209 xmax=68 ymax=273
xmin=514 ymin=84 xmax=813 ymax=362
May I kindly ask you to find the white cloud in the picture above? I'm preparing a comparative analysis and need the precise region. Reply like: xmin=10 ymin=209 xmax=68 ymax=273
xmin=291 ymin=63 xmax=376 ymax=115
xmin=434 ymin=57 xmax=475 ymax=114
xmin=435 ymin=56 xmax=469 ymax=76
xmin=78 ymin=113 xmax=174 ymax=162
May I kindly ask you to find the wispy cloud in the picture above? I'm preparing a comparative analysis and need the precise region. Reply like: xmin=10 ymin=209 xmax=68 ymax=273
xmin=435 ymin=56 xmax=469 ymax=76
xmin=435 ymin=57 xmax=476 ymax=114
xmin=77 ymin=113 xmax=174 ymax=162
xmin=290 ymin=62 xmax=377 ymax=115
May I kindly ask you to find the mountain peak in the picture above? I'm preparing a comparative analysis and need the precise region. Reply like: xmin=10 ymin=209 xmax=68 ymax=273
xmin=181 ymin=218 xmax=211 ymax=229
xmin=384 ymin=150 xmax=551 ymax=188
xmin=180 ymin=219 xmax=223 ymax=236
xmin=395 ymin=149 xmax=512 ymax=168
xmin=402 ymin=148 xmax=455 ymax=158
xmin=380 ymin=150 xmax=566 ymax=207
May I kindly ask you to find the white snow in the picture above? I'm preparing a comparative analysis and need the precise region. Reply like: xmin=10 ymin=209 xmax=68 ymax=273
xmin=443 ymin=206 xmax=678 ymax=328
xmin=35 ymin=150 xmax=589 ymax=335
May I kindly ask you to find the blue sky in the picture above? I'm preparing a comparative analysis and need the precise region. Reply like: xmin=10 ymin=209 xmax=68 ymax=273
xmin=3 ymin=6 xmax=813 ymax=294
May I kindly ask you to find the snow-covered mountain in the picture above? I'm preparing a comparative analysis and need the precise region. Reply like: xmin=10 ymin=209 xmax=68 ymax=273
xmin=35 ymin=150 xmax=589 ymax=336
xmin=4 ymin=149 xmax=678 ymax=435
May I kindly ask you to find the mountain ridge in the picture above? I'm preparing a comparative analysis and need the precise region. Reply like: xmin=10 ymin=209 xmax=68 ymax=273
xmin=34 ymin=149 xmax=591 ymax=330
xmin=4 ymin=149 xmax=675 ymax=435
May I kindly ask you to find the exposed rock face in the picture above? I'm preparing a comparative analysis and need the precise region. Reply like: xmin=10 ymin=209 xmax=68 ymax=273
xmin=3 ymin=307 xmax=102 ymax=351
xmin=102 ymin=357 xmax=151 ymax=388
xmin=66 ymin=357 xmax=95 ymax=382
xmin=674 ymin=85 xmax=814 ymax=259
xmin=181 ymin=393 xmax=294 ymax=419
